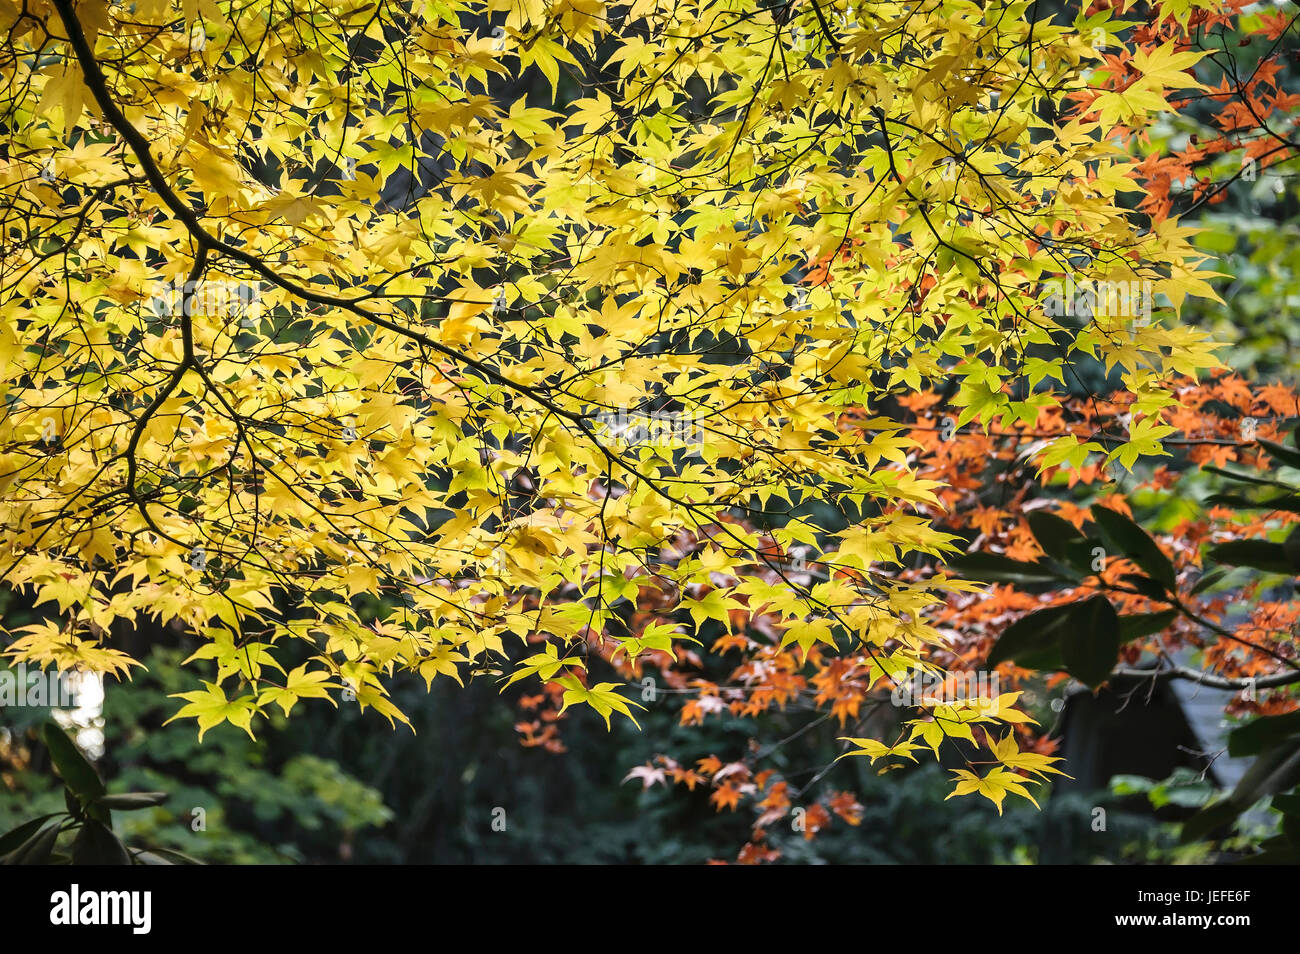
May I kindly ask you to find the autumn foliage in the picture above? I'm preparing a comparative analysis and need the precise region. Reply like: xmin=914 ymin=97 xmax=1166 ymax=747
xmin=1 ymin=0 xmax=1297 ymax=863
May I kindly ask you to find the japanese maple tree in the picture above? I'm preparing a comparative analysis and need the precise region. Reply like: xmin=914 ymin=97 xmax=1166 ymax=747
xmin=0 ymin=0 xmax=1230 ymax=823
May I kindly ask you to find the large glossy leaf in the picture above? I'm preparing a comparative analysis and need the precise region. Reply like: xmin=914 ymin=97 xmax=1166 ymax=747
xmin=1061 ymin=536 xmax=1106 ymax=576
xmin=1118 ymin=573 xmax=1170 ymax=601
xmin=1118 ymin=609 xmax=1177 ymax=642
xmin=1203 ymin=465 xmax=1295 ymax=490
xmin=1204 ymin=492 xmax=1300 ymax=513
xmin=1025 ymin=511 xmax=1083 ymax=563
xmin=1189 ymin=567 xmax=1228 ymax=594
xmin=1 ymin=819 xmax=61 ymax=865
xmin=987 ymin=603 xmax=1072 ymax=670
xmin=96 ymin=792 xmax=169 ymax=811
xmin=42 ymin=722 xmax=104 ymax=801
xmin=1060 ymin=595 xmax=1120 ymax=689
xmin=1089 ymin=504 xmax=1175 ymax=589
xmin=0 ymin=814 xmax=61 ymax=857
xmin=945 ymin=552 xmax=1064 ymax=586
xmin=70 ymin=820 xmax=131 ymax=865
xmin=1273 ymin=792 xmax=1300 ymax=821
xmin=1284 ymin=524 xmax=1300 ymax=570
xmin=1258 ymin=439 xmax=1300 ymax=470
xmin=1207 ymin=540 xmax=1295 ymax=575
xmin=1228 ymin=738 xmax=1300 ymax=812
xmin=1180 ymin=798 xmax=1240 ymax=844
xmin=1228 ymin=710 xmax=1300 ymax=758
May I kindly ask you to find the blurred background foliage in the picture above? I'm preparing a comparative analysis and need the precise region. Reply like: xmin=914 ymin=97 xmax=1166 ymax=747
xmin=1150 ymin=16 xmax=1300 ymax=379
xmin=0 ymin=640 xmax=1191 ymax=863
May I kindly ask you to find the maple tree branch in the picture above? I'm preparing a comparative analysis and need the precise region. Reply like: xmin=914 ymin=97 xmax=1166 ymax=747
xmin=807 ymin=1 xmax=841 ymax=51
xmin=46 ymin=0 xmax=588 ymax=432
xmin=1170 ymin=595 xmax=1300 ymax=672
xmin=48 ymin=0 xmax=884 ymax=669
xmin=907 ymin=422 xmax=1261 ymax=448
xmin=1079 ymin=573 xmax=1300 ymax=673
xmin=119 ymin=245 xmax=208 ymax=549
xmin=1111 ymin=664 xmax=1300 ymax=691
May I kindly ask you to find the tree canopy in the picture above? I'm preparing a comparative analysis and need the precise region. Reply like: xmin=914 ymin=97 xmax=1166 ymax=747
xmin=0 ymin=0 xmax=1248 ymax=822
